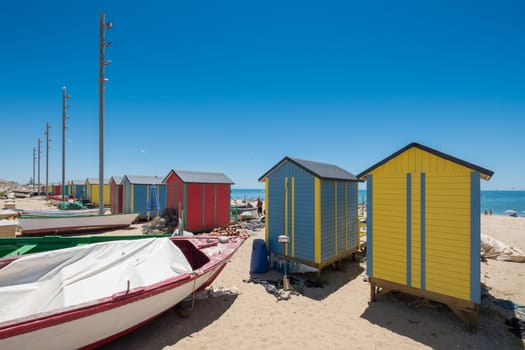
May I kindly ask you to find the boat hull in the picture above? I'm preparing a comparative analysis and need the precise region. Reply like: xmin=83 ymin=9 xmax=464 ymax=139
xmin=18 ymin=213 xmax=139 ymax=236
xmin=22 ymin=208 xmax=100 ymax=217
xmin=0 ymin=236 xmax=244 ymax=349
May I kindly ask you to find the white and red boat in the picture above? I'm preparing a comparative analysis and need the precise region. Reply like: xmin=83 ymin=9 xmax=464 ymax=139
xmin=18 ymin=212 xmax=139 ymax=236
xmin=0 ymin=235 xmax=245 ymax=349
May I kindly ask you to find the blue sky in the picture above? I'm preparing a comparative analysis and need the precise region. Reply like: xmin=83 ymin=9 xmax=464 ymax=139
xmin=1 ymin=1 xmax=524 ymax=190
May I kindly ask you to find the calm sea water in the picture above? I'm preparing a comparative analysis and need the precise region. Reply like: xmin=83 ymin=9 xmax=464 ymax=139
xmin=233 ymin=189 xmax=525 ymax=217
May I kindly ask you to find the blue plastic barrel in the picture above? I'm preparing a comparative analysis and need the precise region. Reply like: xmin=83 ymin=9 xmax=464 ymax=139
xmin=250 ymin=239 xmax=269 ymax=274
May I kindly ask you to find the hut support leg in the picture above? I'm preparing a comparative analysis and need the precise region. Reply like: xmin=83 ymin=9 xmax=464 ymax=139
xmin=449 ymin=304 xmax=478 ymax=332
xmin=370 ymin=283 xmax=377 ymax=302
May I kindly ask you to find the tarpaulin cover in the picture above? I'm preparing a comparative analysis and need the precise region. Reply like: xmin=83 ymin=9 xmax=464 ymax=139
xmin=0 ymin=238 xmax=193 ymax=323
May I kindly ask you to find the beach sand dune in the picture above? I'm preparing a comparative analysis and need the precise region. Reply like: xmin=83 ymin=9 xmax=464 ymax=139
xmin=4 ymin=198 xmax=525 ymax=349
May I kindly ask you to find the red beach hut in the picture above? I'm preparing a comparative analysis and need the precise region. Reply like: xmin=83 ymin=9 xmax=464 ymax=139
xmin=109 ymin=176 xmax=123 ymax=214
xmin=163 ymin=170 xmax=234 ymax=233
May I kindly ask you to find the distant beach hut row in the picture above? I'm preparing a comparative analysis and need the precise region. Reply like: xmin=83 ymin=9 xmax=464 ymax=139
xmin=259 ymin=142 xmax=493 ymax=330
xmin=63 ymin=169 xmax=234 ymax=233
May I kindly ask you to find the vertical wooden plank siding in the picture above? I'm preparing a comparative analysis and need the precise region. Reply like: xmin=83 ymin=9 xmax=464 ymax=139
xmin=291 ymin=176 xmax=295 ymax=258
xmin=334 ymin=182 xmax=338 ymax=255
xmin=131 ymin=184 xmax=135 ymax=213
xmin=366 ymin=175 xmax=373 ymax=276
xmin=470 ymin=171 xmax=481 ymax=303
xmin=183 ymin=183 xmax=187 ymax=230
xmin=284 ymin=177 xmax=289 ymax=256
xmin=345 ymin=183 xmax=348 ymax=251
xmin=202 ymin=184 xmax=205 ymax=229
xmin=314 ymin=177 xmax=321 ymax=264
xmin=265 ymin=178 xmax=269 ymax=244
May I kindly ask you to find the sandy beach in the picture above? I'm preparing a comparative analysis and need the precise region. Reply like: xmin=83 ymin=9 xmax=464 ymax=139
xmin=3 ymin=198 xmax=525 ymax=349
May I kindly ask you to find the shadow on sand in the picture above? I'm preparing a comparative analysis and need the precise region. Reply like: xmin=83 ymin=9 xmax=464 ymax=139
xmin=248 ymin=256 xmax=365 ymax=301
xmin=100 ymin=293 xmax=238 ymax=350
xmin=360 ymin=290 xmax=524 ymax=350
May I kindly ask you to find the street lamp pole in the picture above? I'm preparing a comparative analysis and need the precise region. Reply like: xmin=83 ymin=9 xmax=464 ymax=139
xmin=99 ymin=12 xmax=112 ymax=215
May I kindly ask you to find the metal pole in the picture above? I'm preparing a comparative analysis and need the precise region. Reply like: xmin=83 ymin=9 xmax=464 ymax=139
xmin=62 ymin=87 xmax=68 ymax=203
xmin=37 ymin=138 xmax=41 ymax=195
xmin=99 ymin=12 xmax=111 ymax=215
xmin=45 ymin=122 xmax=51 ymax=201
xmin=32 ymin=147 xmax=36 ymax=193
xmin=99 ymin=12 xmax=105 ymax=215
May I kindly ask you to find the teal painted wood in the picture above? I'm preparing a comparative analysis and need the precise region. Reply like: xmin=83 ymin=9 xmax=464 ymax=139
xmin=266 ymin=160 xmax=315 ymax=261
xmin=122 ymin=178 xmax=132 ymax=214
xmin=470 ymin=171 xmax=481 ymax=303
xmin=366 ymin=175 xmax=373 ymax=277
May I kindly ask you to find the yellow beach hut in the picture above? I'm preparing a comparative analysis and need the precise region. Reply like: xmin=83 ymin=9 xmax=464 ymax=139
xmin=85 ymin=178 xmax=110 ymax=207
xmin=356 ymin=142 xmax=493 ymax=330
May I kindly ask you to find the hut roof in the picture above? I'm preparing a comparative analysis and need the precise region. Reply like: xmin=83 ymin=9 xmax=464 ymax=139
xmin=124 ymin=175 xmax=165 ymax=185
xmin=86 ymin=178 xmax=110 ymax=185
xmin=258 ymin=156 xmax=357 ymax=182
xmin=356 ymin=142 xmax=494 ymax=181
xmin=70 ymin=180 xmax=85 ymax=185
xmin=164 ymin=170 xmax=234 ymax=184
xmin=109 ymin=176 xmax=123 ymax=185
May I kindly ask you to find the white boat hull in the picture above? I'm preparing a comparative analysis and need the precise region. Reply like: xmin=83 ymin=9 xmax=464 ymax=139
xmin=18 ymin=213 xmax=139 ymax=235
xmin=0 ymin=267 xmax=221 ymax=350
xmin=0 ymin=236 xmax=243 ymax=349
xmin=22 ymin=208 xmax=100 ymax=217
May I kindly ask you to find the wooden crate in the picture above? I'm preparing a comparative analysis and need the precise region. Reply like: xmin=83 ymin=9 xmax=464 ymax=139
xmin=4 ymin=201 xmax=15 ymax=210
xmin=0 ymin=222 xmax=17 ymax=237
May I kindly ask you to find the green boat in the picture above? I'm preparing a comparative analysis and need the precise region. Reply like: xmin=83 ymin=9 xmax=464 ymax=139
xmin=0 ymin=234 xmax=170 ymax=258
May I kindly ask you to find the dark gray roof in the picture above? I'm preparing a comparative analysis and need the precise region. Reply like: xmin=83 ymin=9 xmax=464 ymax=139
xmin=259 ymin=157 xmax=357 ymax=182
xmin=165 ymin=170 xmax=234 ymax=184
xmin=124 ymin=175 xmax=165 ymax=185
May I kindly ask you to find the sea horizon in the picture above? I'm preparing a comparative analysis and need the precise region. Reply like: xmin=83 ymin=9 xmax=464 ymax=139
xmin=232 ymin=188 xmax=525 ymax=216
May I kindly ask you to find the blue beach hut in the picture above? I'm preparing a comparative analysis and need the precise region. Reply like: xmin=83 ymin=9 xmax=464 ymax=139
xmin=259 ymin=157 xmax=359 ymax=271
xmin=122 ymin=175 xmax=167 ymax=219
xmin=69 ymin=180 xmax=86 ymax=201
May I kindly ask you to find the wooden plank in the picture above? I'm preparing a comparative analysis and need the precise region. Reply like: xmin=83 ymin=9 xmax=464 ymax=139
xmin=369 ymin=277 xmax=478 ymax=331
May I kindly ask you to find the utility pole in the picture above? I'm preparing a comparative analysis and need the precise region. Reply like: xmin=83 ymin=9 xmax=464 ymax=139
xmin=45 ymin=122 xmax=52 ymax=201
xmin=62 ymin=87 xmax=71 ymax=203
xmin=32 ymin=147 xmax=36 ymax=193
xmin=37 ymin=138 xmax=42 ymax=195
xmin=99 ymin=12 xmax=112 ymax=215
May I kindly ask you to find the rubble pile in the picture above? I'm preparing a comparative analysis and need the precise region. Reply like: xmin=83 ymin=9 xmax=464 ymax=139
xmin=142 ymin=216 xmax=170 ymax=234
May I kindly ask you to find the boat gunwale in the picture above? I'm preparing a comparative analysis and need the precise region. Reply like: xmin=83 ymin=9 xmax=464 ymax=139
xmin=0 ymin=236 xmax=244 ymax=342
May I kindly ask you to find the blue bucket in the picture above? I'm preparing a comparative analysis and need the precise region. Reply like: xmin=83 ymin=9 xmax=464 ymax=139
xmin=250 ymin=239 xmax=269 ymax=274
